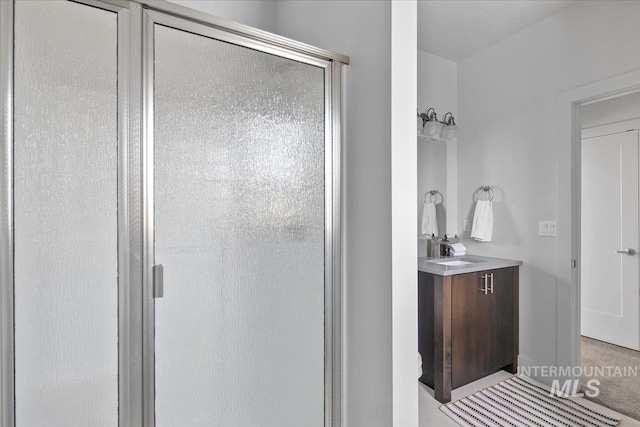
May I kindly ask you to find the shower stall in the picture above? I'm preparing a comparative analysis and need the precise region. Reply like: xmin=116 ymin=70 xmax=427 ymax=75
xmin=0 ymin=1 xmax=347 ymax=425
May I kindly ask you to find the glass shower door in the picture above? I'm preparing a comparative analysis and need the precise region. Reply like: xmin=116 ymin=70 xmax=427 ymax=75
xmin=13 ymin=1 xmax=120 ymax=425
xmin=152 ymin=21 xmax=327 ymax=426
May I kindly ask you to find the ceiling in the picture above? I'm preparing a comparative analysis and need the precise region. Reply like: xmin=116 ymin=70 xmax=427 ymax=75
xmin=418 ymin=0 xmax=578 ymax=62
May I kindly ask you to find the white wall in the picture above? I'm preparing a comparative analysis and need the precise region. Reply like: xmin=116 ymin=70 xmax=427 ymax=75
xmin=417 ymin=51 xmax=456 ymax=118
xmin=457 ymin=0 xmax=640 ymax=377
xmin=392 ymin=3 xmax=418 ymax=427
xmin=417 ymin=50 xmax=457 ymax=237
xmin=167 ymin=0 xmax=277 ymax=32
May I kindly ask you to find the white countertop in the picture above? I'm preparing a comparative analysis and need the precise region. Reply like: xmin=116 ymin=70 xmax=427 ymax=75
xmin=418 ymin=254 xmax=522 ymax=276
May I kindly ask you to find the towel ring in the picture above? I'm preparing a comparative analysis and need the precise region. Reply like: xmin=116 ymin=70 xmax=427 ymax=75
xmin=424 ymin=190 xmax=443 ymax=204
xmin=473 ymin=186 xmax=494 ymax=202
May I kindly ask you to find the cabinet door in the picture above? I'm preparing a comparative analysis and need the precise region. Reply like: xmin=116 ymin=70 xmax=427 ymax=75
xmin=484 ymin=267 xmax=516 ymax=374
xmin=451 ymin=272 xmax=485 ymax=388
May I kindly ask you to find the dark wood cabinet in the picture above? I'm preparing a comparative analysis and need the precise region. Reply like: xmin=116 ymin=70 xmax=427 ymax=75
xmin=419 ymin=266 xmax=519 ymax=403
xmin=451 ymin=272 xmax=486 ymax=389
xmin=484 ymin=268 xmax=518 ymax=374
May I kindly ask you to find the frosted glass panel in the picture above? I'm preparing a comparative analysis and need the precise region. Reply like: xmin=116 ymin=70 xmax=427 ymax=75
xmin=14 ymin=1 xmax=118 ymax=426
xmin=154 ymin=25 xmax=325 ymax=426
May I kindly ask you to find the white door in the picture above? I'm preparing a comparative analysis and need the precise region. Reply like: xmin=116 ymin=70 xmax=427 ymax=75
xmin=581 ymin=129 xmax=640 ymax=350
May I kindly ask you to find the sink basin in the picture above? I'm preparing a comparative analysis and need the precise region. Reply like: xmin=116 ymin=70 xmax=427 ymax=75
xmin=437 ymin=260 xmax=473 ymax=266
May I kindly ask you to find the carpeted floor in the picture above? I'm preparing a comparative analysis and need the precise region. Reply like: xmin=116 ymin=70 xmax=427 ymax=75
xmin=581 ymin=336 xmax=640 ymax=421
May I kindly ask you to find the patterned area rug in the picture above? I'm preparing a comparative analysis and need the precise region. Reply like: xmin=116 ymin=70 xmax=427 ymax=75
xmin=440 ymin=376 xmax=622 ymax=427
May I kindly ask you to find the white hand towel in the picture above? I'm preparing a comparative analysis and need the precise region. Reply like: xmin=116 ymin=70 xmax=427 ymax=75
xmin=450 ymin=243 xmax=466 ymax=254
xmin=471 ymin=200 xmax=493 ymax=242
xmin=421 ymin=202 xmax=439 ymax=236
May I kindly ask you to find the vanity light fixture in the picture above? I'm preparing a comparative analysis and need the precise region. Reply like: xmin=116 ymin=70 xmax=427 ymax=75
xmin=417 ymin=108 xmax=458 ymax=140
xmin=440 ymin=112 xmax=458 ymax=139
xmin=419 ymin=107 xmax=443 ymax=138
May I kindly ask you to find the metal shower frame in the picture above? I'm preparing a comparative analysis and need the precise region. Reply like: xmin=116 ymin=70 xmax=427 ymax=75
xmin=0 ymin=1 xmax=348 ymax=426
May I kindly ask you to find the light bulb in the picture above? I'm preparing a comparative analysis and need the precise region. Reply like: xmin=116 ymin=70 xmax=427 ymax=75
xmin=422 ymin=120 xmax=443 ymax=137
xmin=441 ymin=124 xmax=458 ymax=140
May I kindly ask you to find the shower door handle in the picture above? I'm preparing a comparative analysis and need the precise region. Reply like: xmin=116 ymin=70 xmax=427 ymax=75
xmin=153 ymin=264 xmax=164 ymax=298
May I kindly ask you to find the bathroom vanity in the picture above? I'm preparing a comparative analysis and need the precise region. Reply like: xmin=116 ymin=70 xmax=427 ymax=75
xmin=418 ymin=254 xmax=522 ymax=403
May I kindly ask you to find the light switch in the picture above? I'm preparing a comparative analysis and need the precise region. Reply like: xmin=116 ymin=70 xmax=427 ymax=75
xmin=539 ymin=220 xmax=557 ymax=237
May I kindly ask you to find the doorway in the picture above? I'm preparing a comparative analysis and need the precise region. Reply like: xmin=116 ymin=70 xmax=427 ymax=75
xmin=556 ymin=73 xmax=640 ymax=419
xmin=557 ymin=70 xmax=640 ymax=373
xmin=580 ymin=102 xmax=640 ymax=351
xmin=578 ymin=93 xmax=640 ymax=418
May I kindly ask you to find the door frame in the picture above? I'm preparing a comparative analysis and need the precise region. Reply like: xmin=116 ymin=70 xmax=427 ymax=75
xmin=556 ymin=69 xmax=640 ymax=385
xmin=137 ymin=3 xmax=348 ymax=427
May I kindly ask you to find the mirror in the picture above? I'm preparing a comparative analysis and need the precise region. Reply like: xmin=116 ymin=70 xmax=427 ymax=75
xmin=417 ymin=50 xmax=458 ymax=243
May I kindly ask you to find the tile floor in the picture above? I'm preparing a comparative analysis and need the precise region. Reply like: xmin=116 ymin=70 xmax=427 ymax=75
xmin=419 ymin=370 xmax=640 ymax=426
